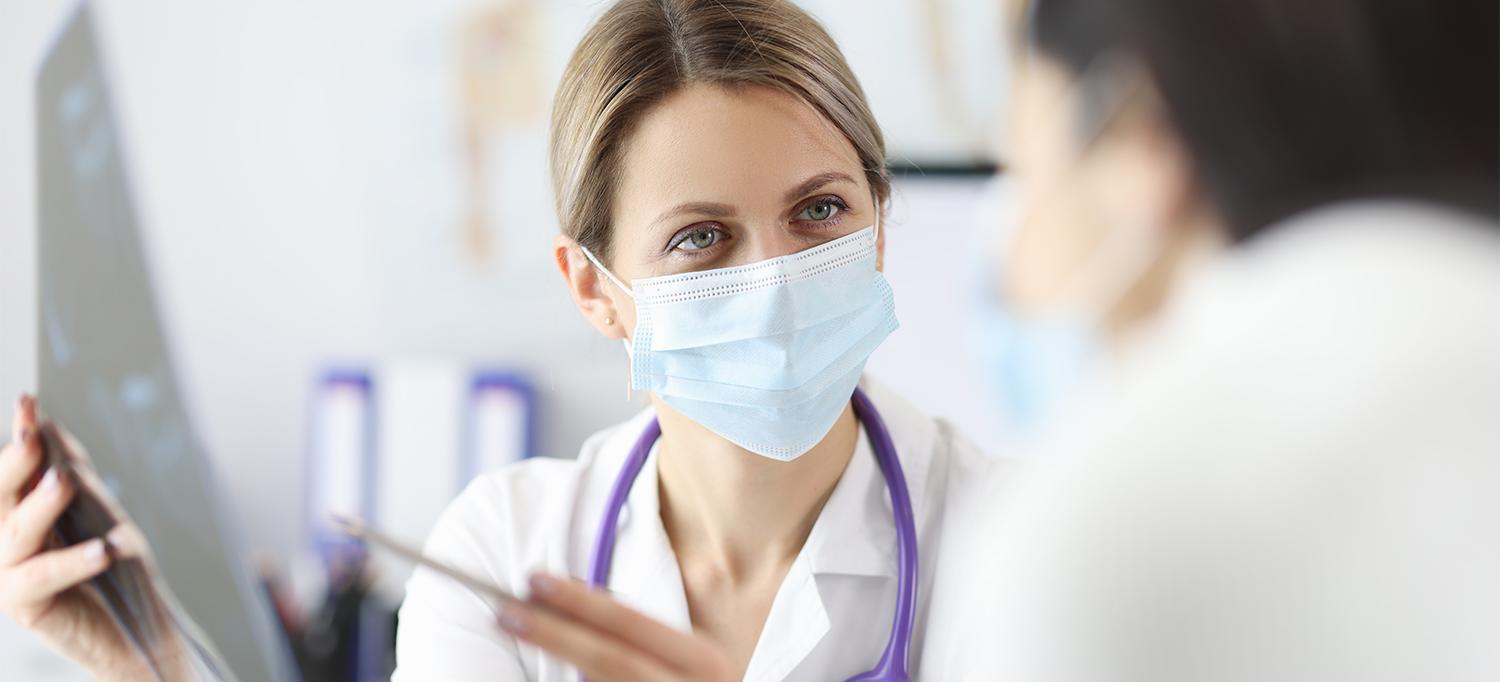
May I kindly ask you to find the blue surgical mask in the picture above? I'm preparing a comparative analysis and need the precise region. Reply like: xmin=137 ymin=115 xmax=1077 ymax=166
xmin=970 ymin=278 xmax=1097 ymax=442
xmin=581 ymin=220 xmax=897 ymax=461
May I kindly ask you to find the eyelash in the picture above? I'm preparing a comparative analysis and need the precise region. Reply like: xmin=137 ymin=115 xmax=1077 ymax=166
xmin=795 ymin=195 xmax=849 ymax=226
xmin=664 ymin=195 xmax=853 ymax=258
xmin=667 ymin=224 xmax=730 ymax=255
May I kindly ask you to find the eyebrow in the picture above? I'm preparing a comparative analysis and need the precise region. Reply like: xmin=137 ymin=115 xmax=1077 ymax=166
xmin=650 ymin=201 xmax=736 ymax=228
xmin=784 ymin=171 xmax=858 ymax=204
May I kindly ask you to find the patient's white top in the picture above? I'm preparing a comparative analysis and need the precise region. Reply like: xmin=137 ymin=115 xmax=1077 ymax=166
xmin=393 ymin=378 xmax=1003 ymax=681
xmin=937 ymin=202 xmax=1500 ymax=682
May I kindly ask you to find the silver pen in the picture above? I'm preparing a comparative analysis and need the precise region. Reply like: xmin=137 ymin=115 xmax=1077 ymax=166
xmin=328 ymin=514 xmax=517 ymax=605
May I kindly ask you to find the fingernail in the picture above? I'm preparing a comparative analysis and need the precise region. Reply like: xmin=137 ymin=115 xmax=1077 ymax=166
xmin=39 ymin=468 xmax=60 ymax=493
xmin=529 ymin=573 xmax=559 ymax=596
xmin=105 ymin=526 xmax=133 ymax=558
xmin=498 ymin=605 xmax=530 ymax=634
xmin=84 ymin=538 xmax=107 ymax=564
xmin=16 ymin=426 xmax=30 ymax=446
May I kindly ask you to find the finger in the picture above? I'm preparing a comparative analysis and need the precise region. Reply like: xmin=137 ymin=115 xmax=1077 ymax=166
xmin=103 ymin=524 xmax=145 ymax=561
xmin=0 ymin=468 xmax=73 ymax=567
xmin=0 ymin=538 xmax=110 ymax=615
xmin=499 ymin=602 xmax=681 ymax=682
xmin=0 ymin=427 xmax=43 ymax=517
xmin=10 ymin=395 xmax=36 ymax=444
xmin=528 ymin=574 xmax=719 ymax=674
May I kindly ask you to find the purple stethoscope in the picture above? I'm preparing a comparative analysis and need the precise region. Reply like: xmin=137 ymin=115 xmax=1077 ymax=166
xmin=586 ymin=387 xmax=917 ymax=681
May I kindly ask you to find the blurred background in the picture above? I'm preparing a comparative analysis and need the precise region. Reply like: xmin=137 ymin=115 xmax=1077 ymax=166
xmin=0 ymin=0 xmax=1009 ymax=678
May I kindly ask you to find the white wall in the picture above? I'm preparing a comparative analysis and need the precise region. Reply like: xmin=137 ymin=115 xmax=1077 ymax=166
xmin=874 ymin=177 xmax=1004 ymax=451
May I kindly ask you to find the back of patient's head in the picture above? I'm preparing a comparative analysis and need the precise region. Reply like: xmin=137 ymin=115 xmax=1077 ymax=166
xmin=549 ymin=0 xmax=889 ymax=266
xmin=1026 ymin=0 xmax=1499 ymax=240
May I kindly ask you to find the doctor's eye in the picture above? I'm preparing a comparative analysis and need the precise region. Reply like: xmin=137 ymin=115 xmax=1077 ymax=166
xmin=796 ymin=196 xmax=847 ymax=224
xmin=668 ymin=224 xmax=728 ymax=253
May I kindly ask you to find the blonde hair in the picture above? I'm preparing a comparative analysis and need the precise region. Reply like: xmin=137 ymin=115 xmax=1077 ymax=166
xmin=549 ymin=0 xmax=889 ymax=265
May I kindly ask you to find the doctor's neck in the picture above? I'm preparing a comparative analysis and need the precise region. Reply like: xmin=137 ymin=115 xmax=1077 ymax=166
xmin=652 ymin=398 xmax=860 ymax=582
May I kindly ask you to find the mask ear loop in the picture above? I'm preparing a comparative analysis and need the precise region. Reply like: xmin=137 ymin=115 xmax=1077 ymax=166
xmin=578 ymin=244 xmax=635 ymax=299
xmin=578 ymin=244 xmax=637 ymax=401
xmin=868 ymin=187 xmax=886 ymax=274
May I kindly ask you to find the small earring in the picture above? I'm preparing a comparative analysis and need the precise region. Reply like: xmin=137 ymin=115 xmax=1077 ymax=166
xmin=604 ymin=317 xmax=614 ymax=326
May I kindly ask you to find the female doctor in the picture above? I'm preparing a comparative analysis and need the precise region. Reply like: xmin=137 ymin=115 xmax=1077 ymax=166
xmin=390 ymin=1 xmax=996 ymax=681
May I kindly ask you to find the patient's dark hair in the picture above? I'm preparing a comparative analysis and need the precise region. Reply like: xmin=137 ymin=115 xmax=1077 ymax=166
xmin=1027 ymin=0 xmax=1499 ymax=241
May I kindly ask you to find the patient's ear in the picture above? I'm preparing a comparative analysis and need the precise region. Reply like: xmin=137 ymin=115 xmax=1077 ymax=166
xmin=554 ymin=234 xmax=628 ymax=340
xmin=1087 ymin=77 xmax=1198 ymax=239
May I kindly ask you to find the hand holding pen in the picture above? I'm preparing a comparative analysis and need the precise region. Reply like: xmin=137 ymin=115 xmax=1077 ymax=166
xmin=335 ymin=514 xmax=733 ymax=682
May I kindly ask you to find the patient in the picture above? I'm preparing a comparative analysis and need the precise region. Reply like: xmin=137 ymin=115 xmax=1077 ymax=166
xmin=937 ymin=0 xmax=1500 ymax=680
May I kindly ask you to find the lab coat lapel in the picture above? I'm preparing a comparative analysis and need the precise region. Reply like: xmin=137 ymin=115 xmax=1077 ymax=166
xmin=743 ymin=551 xmax=831 ymax=682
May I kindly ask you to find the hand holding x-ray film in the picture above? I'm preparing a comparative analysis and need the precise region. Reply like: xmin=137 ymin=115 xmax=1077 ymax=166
xmin=0 ymin=397 xmax=230 ymax=681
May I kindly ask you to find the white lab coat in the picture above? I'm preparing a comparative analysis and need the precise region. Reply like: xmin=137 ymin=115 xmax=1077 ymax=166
xmin=393 ymin=378 xmax=1004 ymax=681
xmin=935 ymin=201 xmax=1500 ymax=682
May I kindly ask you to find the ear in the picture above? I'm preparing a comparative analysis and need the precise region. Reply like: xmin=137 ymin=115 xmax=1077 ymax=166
xmin=1093 ymin=84 xmax=1198 ymax=236
xmin=1137 ymin=116 xmax=1198 ymax=231
xmin=553 ymin=234 xmax=629 ymax=340
xmin=874 ymin=195 xmax=888 ymax=272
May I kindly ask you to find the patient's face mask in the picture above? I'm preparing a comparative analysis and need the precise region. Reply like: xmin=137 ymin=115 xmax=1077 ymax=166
xmin=972 ymin=187 xmax=1160 ymax=443
xmin=580 ymin=214 xmax=897 ymax=461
